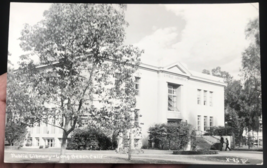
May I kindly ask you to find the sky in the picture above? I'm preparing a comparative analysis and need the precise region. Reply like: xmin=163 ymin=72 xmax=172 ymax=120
xmin=8 ymin=3 xmax=259 ymax=79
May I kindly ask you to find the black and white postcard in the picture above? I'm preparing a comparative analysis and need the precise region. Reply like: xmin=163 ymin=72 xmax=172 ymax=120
xmin=4 ymin=2 xmax=262 ymax=164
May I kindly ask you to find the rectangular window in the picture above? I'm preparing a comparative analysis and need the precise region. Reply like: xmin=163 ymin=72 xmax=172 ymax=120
xmin=197 ymin=115 xmax=201 ymax=131
xmin=210 ymin=116 xmax=213 ymax=127
xmin=135 ymin=77 xmax=140 ymax=96
xmin=204 ymin=116 xmax=207 ymax=131
xmin=210 ymin=91 xmax=213 ymax=106
xmin=204 ymin=90 xmax=207 ymax=105
xmin=197 ymin=89 xmax=201 ymax=104
xmin=168 ymin=84 xmax=179 ymax=111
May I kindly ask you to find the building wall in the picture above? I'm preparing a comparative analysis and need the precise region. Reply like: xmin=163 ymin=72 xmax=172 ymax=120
xmin=134 ymin=64 xmax=225 ymax=140
xmin=28 ymin=123 xmax=63 ymax=147
xmin=186 ymin=79 xmax=225 ymax=132
xmin=134 ymin=68 xmax=159 ymax=138
xmin=25 ymin=62 xmax=225 ymax=148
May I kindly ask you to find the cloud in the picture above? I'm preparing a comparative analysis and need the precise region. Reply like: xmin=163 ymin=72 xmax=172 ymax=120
xmin=135 ymin=3 xmax=259 ymax=79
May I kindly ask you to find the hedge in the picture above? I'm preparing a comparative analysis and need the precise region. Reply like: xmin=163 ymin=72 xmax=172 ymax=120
xmin=173 ymin=150 xmax=218 ymax=155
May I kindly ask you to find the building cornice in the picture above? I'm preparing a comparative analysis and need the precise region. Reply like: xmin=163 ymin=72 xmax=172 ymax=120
xmin=24 ymin=59 xmax=227 ymax=87
xmin=139 ymin=62 xmax=226 ymax=87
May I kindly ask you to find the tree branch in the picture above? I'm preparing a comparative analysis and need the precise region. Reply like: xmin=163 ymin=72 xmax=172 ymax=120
xmin=77 ymin=62 xmax=96 ymax=112
xmin=67 ymin=116 xmax=78 ymax=135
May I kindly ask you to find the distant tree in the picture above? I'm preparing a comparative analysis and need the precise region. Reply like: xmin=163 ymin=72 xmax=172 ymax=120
xmin=225 ymin=108 xmax=241 ymax=147
xmin=5 ymin=121 xmax=28 ymax=146
xmin=211 ymin=67 xmax=233 ymax=84
xmin=6 ymin=55 xmax=38 ymax=128
xmin=202 ymin=66 xmax=234 ymax=109
xmin=202 ymin=68 xmax=243 ymax=146
xmin=5 ymin=52 xmax=37 ymax=147
xmin=241 ymin=18 xmax=261 ymax=134
xmin=239 ymin=78 xmax=261 ymax=133
xmin=12 ymin=4 xmax=143 ymax=162
xmin=203 ymin=18 xmax=261 ymax=149
xmin=224 ymin=80 xmax=243 ymax=143
xmin=225 ymin=80 xmax=242 ymax=111
xmin=202 ymin=69 xmax=210 ymax=75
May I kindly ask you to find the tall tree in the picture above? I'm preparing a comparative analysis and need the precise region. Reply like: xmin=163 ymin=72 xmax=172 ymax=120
xmin=202 ymin=66 xmax=233 ymax=84
xmin=5 ymin=52 xmax=36 ymax=147
xmin=12 ymin=4 xmax=143 ymax=161
xmin=202 ymin=18 xmax=261 ymax=147
xmin=241 ymin=18 xmax=261 ymax=133
xmin=202 ymin=67 xmax=243 ymax=146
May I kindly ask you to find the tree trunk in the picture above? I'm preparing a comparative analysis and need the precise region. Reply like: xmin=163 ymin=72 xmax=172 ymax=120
xmin=111 ymin=129 xmax=115 ymax=150
xmin=128 ymin=128 xmax=132 ymax=160
xmin=59 ymin=130 xmax=68 ymax=163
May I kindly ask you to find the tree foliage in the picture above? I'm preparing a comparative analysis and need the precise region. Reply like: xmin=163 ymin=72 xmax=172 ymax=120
xmin=241 ymin=18 xmax=261 ymax=132
xmin=10 ymin=3 xmax=143 ymax=157
xmin=205 ymin=126 xmax=233 ymax=136
xmin=202 ymin=66 xmax=233 ymax=85
xmin=67 ymin=127 xmax=112 ymax=150
xmin=5 ymin=121 xmax=28 ymax=146
xmin=148 ymin=122 xmax=192 ymax=150
xmin=202 ymin=18 xmax=261 ymax=148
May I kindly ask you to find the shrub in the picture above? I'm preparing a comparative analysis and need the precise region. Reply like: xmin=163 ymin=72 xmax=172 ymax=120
xmin=142 ymin=144 xmax=148 ymax=149
xmin=173 ymin=150 xmax=218 ymax=155
xmin=17 ymin=144 xmax=23 ymax=149
xmin=68 ymin=127 xmax=112 ymax=150
xmin=39 ymin=145 xmax=43 ymax=149
xmin=191 ymin=130 xmax=197 ymax=151
xmin=205 ymin=126 xmax=233 ymax=136
xmin=25 ymin=138 xmax=32 ymax=147
xmin=210 ymin=143 xmax=221 ymax=150
xmin=148 ymin=122 xmax=192 ymax=150
xmin=45 ymin=145 xmax=49 ymax=148
xmin=66 ymin=142 xmax=78 ymax=150
xmin=5 ymin=121 xmax=28 ymax=147
xmin=86 ymin=139 xmax=99 ymax=150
